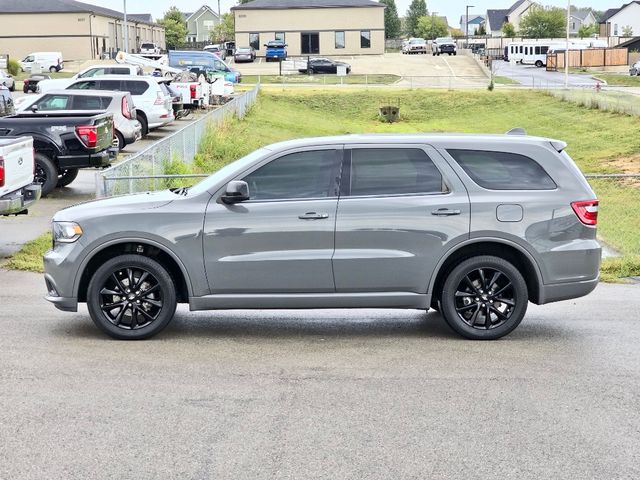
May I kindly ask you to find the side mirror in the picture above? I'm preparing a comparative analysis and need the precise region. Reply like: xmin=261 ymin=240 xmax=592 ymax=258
xmin=221 ymin=180 xmax=250 ymax=204
xmin=30 ymin=104 xmax=38 ymax=113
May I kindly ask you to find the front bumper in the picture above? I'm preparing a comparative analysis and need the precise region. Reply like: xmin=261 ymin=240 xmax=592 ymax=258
xmin=0 ymin=183 xmax=41 ymax=215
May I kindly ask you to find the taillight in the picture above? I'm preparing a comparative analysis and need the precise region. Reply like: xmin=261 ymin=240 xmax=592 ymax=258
xmin=0 ymin=156 xmax=5 ymax=188
xmin=75 ymin=125 xmax=98 ymax=148
xmin=190 ymin=84 xmax=197 ymax=99
xmin=571 ymin=200 xmax=599 ymax=226
xmin=154 ymin=91 xmax=164 ymax=105
xmin=121 ymin=96 xmax=131 ymax=119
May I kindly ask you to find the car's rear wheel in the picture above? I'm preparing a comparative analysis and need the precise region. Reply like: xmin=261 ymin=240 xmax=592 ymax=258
xmin=137 ymin=112 xmax=148 ymax=136
xmin=34 ymin=153 xmax=58 ymax=196
xmin=440 ymin=256 xmax=528 ymax=340
xmin=87 ymin=255 xmax=177 ymax=340
xmin=49 ymin=66 xmax=57 ymax=73
xmin=56 ymin=168 xmax=79 ymax=188
xmin=535 ymin=60 xmax=543 ymax=67
xmin=113 ymin=130 xmax=125 ymax=151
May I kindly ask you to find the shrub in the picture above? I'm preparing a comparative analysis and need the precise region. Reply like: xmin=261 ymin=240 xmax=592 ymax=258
xmin=7 ymin=59 xmax=20 ymax=76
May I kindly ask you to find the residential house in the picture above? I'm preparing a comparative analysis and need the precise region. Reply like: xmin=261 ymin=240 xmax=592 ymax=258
xmin=460 ymin=14 xmax=486 ymax=36
xmin=0 ymin=0 xmax=165 ymax=60
xmin=569 ymin=9 xmax=597 ymax=36
xmin=485 ymin=0 xmax=534 ymax=36
xmin=184 ymin=5 xmax=220 ymax=43
xmin=232 ymin=0 xmax=386 ymax=56
xmin=599 ymin=1 xmax=640 ymax=37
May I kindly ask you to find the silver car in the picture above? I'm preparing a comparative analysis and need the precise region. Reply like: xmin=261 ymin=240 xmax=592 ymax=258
xmin=44 ymin=132 xmax=601 ymax=340
xmin=0 ymin=70 xmax=15 ymax=91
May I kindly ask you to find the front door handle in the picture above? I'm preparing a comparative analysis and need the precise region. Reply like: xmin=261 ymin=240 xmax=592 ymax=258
xmin=298 ymin=212 xmax=329 ymax=220
xmin=431 ymin=208 xmax=461 ymax=216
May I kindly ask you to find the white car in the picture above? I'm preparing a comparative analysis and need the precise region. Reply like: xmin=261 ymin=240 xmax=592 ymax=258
xmin=65 ymin=75 xmax=174 ymax=136
xmin=37 ymin=64 xmax=143 ymax=94
xmin=0 ymin=70 xmax=15 ymax=91
xmin=140 ymin=43 xmax=162 ymax=55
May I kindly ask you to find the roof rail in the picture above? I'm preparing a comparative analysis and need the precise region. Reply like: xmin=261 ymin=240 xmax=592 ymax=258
xmin=506 ymin=127 xmax=527 ymax=135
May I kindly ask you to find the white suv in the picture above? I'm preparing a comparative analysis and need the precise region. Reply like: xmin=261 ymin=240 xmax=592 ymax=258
xmin=65 ymin=75 xmax=174 ymax=136
xmin=37 ymin=64 xmax=143 ymax=94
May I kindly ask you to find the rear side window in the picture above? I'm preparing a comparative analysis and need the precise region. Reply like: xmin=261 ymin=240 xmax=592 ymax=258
xmin=123 ymin=80 xmax=149 ymax=95
xmin=348 ymin=148 xmax=444 ymax=196
xmin=68 ymin=80 xmax=96 ymax=90
xmin=99 ymin=80 xmax=122 ymax=91
xmin=106 ymin=67 xmax=132 ymax=75
xmin=72 ymin=95 xmax=110 ymax=110
xmin=447 ymin=149 xmax=556 ymax=190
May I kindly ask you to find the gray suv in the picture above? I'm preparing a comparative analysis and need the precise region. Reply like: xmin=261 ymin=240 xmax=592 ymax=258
xmin=44 ymin=132 xmax=601 ymax=340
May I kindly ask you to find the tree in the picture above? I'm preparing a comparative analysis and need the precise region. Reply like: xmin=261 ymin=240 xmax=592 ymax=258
xmin=518 ymin=6 xmax=566 ymax=38
xmin=380 ymin=0 xmax=402 ymax=39
xmin=415 ymin=15 xmax=448 ymax=40
xmin=405 ymin=0 xmax=428 ymax=36
xmin=578 ymin=24 xmax=597 ymax=38
xmin=475 ymin=24 xmax=486 ymax=35
xmin=210 ymin=12 xmax=235 ymax=42
xmin=622 ymin=25 xmax=634 ymax=36
xmin=158 ymin=7 xmax=187 ymax=49
xmin=450 ymin=28 xmax=464 ymax=38
xmin=501 ymin=22 xmax=516 ymax=37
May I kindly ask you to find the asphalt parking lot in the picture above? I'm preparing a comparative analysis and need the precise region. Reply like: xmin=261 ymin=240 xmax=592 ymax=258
xmin=0 ymin=268 xmax=639 ymax=479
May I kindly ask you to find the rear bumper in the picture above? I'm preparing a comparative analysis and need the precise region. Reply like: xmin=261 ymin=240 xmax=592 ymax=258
xmin=537 ymin=276 xmax=599 ymax=304
xmin=0 ymin=183 xmax=41 ymax=215
xmin=57 ymin=148 xmax=115 ymax=169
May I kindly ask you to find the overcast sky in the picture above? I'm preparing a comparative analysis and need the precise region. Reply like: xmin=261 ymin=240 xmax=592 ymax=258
xmin=84 ymin=0 xmax=615 ymax=29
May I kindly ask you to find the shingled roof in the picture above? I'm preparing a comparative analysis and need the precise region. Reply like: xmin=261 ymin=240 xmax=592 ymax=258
xmin=487 ymin=9 xmax=509 ymax=30
xmin=232 ymin=0 xmax=384 ymax=10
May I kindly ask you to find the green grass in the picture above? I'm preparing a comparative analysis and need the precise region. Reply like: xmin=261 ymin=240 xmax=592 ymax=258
xmin=5 ymin=232 xmax=50 ymax=273
xmin=12 ymin=71 xmax=75 ymax=82
xmin=242 ymin=74 xmax=401 ymax=85
xmin=493 ymin=76 xmax=520 ymax=85
xmin=594 ymin=74 xmax=640 ymax=87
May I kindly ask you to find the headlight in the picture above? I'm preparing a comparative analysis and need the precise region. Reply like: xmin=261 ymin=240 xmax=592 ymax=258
xmin=52 ymin=221 xmax=83 ymax=244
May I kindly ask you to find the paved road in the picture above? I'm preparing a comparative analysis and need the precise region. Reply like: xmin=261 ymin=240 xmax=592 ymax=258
xmin=493 ymin=61 xmax=601 ymax=87
xmin=1 ymin=268 xmax=638 ymax=479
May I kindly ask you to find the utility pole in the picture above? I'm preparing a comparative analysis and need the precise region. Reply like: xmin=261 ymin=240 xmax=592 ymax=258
xmin=431 ymin=11 xmax=437 ymax=40
xmin=123 ymin=0 xmax=129 ymax=53
xmin=466 ymin=5 xmax=475 ymax=48
xmin=565 ymin=0 xmax=570 ymax=88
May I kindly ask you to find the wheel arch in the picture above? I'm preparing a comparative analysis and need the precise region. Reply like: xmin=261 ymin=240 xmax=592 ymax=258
xmin=75 ymin=239 xmax=192 ymax=303
xmin=429 ymin=239 xmax=544 ymax=305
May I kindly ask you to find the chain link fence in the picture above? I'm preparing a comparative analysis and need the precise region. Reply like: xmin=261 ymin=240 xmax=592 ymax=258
xmin=96 ymin=85 xmax=259 ymax=197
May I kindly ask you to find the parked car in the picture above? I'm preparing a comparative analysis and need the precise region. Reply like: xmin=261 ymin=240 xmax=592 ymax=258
xmin=23 ymin=74 xmax=51 ymax=93
xmin=36 ymin=64 xmax=143 ymax=94
xmin=630 ymin=60 xmax=640 ymax=76
xmin=65 ymin=75 xmax=175 ymax=136
xmin=20 ymin=52 xmax=64 ymax=73
xmin=402 ymin=38 xmax=428 ymax=54
xmin=16 ymin=90 xmax=141 ymax=151
xmin=233 ymin=47 xmax=256 ymax=63
xmin=0 ymin=112 xmax=116 ymax=195
xmin=265 ymin=41 xmax=287 ymax=61
xmin=0 ymin=137 xmax=41 ymax=216
xmin=224 ymin=41 xmax=236 ymax=57
xmin=0 ymin=85 xmax=13 ymax=117
xmin=0 ymin=70 xmax=15 ymax=91
xmin=433 ymin=37 xmax=457 ymax=56
xmin=140 ymin=43 xmax=161 ymax=55
xmin=298 ymin=58 xmax=351 ymax=74
xmin=203 ymin=44 xmax=226 ymax=60
xmin=168 ymin=51 xmax=242 ymax=83
xmin=43 ymin=131 xmax=601 ymax=340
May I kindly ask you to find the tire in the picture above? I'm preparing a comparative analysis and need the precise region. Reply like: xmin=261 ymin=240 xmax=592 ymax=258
xmin=433 ymin=52 xmax=436 ymax=56
xmin=308 ymin=68 xmax=315 ymax=74
xmin=453 ymin=52 xmax=457 ymax=56
xmin=56 ymin=168 xmax=79 ymax=188
xmin=23 ymin=84 xmax=28 ymax=94
xmin=49 ymin=66 xmax=57 ymax=73
xmin=440 ymin=255 xmax=528 ymax=340
xmin=535 ymin=60 xmax=543 ymax=68
xmin=113 ymin=130 xmax=125 ymax=151
xmin=34 ymin=153 xmax=58 ymax=196
xmin=9 ymin=83 xmax=15 ymax=92
xmin=87 ymin=254 xmax=177 ymax=340
xmin=137 ymin=112 xmax=148 ymax=136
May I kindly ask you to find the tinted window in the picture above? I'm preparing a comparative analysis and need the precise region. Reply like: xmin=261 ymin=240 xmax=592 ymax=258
xmin=122 ymin=80 xmax=149 ymax=95
xmin=68 ymin=80 xmax=96 ymax=90
xmin=243 ymin=150 xmax=338 ymax=200
xmin=447 ymin=149 xmax=556 ymax=190
xmin=249 ymin=33 xmax=259 ymax=51
xmin=78 ymin=68 xmax=104 ymax=78
xmin=106 ymin=67 xmax=132 ymax=75
xmin=349 ymin=148 xmax=444 ymax=196
xmin=99 ymin=80 xmax=122 ymax=91
xmin=72 ymin=95 xmax=111 ymax=110
xmin=35 ymin=94 xmax=70 ymax=110
xmin=335 ymin=31 xmax=345 ymax=49
xmin=360 ymin=31 xmax=371 ymax=49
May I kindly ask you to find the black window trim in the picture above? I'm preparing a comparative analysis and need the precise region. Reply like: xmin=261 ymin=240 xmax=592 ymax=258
xmin=445 ymin=148 xmax=558 ymax=191
xmin=340 ymin=146 xmax=450 ymax=199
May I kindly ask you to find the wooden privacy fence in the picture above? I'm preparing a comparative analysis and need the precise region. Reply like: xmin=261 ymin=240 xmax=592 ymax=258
xmin=547 ymin=48 xmax=628 ymax=71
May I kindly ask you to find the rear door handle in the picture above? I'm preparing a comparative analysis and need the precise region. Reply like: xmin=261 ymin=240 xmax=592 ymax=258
xmin=298 ymin=212 xmax=329 ymax=220
xmin=431 ymin=208 xmax=461 ymax=216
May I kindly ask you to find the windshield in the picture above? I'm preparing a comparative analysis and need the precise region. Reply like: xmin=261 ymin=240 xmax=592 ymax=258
xmin=141 ymin=43 xmax=155 ymax=49
xmin=188 ymin=148 xmax=272 ymax=196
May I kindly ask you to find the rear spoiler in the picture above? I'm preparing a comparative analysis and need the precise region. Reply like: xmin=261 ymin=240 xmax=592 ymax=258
xmin=506 ymin=128 xmax=567 ymax=152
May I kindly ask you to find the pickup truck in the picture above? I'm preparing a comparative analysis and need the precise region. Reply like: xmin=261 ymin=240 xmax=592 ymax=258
xmin=0 ymin=112 xmax=116 ymax=196
xmin=433 ymin=37 xmax=457 ymax=56
xmin=264 ymin=41 xmax=287 ymax=61
xmin=0 ymin=137 xmax=41 ymax=216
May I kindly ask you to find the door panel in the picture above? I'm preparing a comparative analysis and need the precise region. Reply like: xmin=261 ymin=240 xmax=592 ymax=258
xmin=333 ymin=145 xmax=470 ymax=293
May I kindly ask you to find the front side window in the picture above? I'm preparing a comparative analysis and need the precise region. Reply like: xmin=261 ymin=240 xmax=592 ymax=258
xmin=68 ymin=80 xmax=96 ymax=90
xmin=243 ymin=150 xmax=339 ymax=201
xmin=335 ymin=31 xmax=345 ymax=49
xmin=360 ymin=30 xmax=371 ymax=49
xmin=447 ymin=149 xmax=557 ymax=190
xmin=348 ymin=148 xmax=444 ymax=196
xmin=78 ymin=68 xmax=104 ymax=78
xmin=35 ymin=94 xmax=70 ymax=110
xmin=249 ymin=33 xmax=260 ymax=51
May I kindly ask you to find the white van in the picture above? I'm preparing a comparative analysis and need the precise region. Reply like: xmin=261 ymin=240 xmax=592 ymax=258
xmin=20 ymin=52 xmax=64 ymax=73
xmin=507 ymin=42 xmax=563 ymax=67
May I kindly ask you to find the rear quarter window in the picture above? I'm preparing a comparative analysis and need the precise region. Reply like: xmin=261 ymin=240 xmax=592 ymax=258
xmin=447 ymin=149 xmax=556 ymax=190
xmin=124 ymin=81 xmax=150 ymax=95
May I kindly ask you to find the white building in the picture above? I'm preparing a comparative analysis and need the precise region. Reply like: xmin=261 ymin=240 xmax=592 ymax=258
xmin=600 ymin=1 xmax=640 ymax=37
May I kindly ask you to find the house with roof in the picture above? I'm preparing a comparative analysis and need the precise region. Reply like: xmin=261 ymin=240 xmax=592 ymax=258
xmin=0 ymin=0 xmax=165 ymax=60
xmin=485 ymin=0 xmax=534 ymax=36
xmin=569 ymin=9 xmax=597 ymax=36
xmin=599 ymin=2 xmax=640 ymax=37
xmin=182 ymin=5 xmax=220 ymax=44
xmin=231 ymin=0 xmax=385 ymax=56
xmin=460 ymin=14 xmax=486 ymax=36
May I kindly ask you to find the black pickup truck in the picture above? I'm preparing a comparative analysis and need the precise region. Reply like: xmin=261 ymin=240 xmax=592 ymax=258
xmin=0 ymin=112 xmax=117 ymax=195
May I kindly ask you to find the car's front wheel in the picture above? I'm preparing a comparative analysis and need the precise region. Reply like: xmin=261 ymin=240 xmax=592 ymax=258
xmin=440 ymin=256 xmax=528 ymax=340
xmin=87 ymin=255 xmax=177 ymax=340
